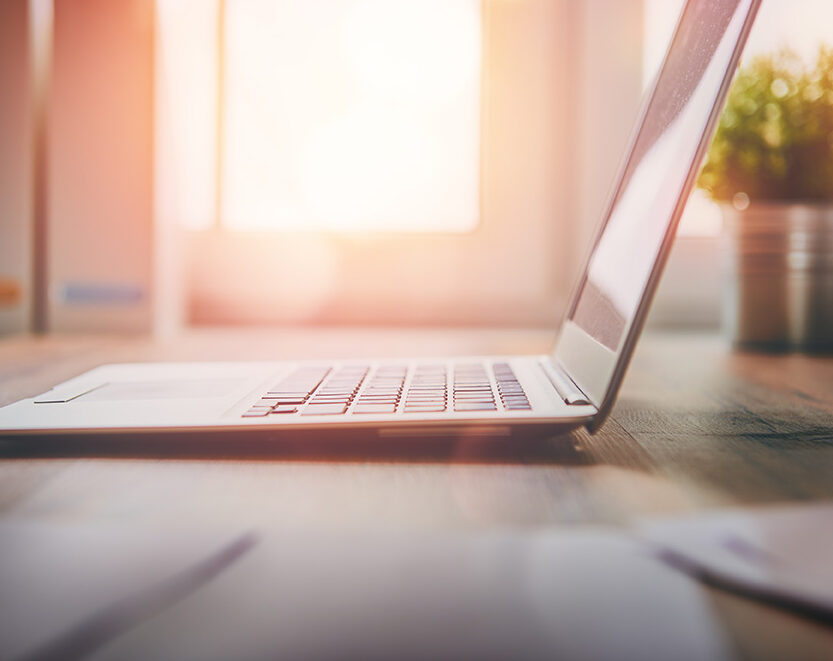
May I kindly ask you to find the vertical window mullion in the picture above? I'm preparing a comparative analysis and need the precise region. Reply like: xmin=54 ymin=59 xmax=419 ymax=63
xmin=214 ymin=0 xmax=226 ymax=230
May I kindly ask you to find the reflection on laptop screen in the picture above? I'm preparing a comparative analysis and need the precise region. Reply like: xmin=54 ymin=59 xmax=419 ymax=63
xmin=570 ymin=0 xmax=751 ymax=352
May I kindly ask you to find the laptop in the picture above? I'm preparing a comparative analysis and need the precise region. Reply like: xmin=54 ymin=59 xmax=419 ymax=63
xmin=0 ymin=0 xmax=761 ymax=452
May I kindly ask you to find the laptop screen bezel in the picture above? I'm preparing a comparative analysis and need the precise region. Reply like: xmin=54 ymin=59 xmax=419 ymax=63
xmin=552 ymin=0 xmax=762 ymax=431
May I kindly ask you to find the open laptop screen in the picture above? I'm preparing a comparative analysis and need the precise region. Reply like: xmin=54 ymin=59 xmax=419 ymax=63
xmin=569 ymin=0 xmax=753 ymax=352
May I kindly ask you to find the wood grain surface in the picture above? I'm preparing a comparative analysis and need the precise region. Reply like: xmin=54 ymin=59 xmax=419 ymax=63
xmin=1 ymin=327 xmax=832 ymax=658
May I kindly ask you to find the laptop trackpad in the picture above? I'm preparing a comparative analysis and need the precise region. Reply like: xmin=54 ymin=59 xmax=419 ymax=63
xmin=76 ymin=379 xmax=244 ymax=402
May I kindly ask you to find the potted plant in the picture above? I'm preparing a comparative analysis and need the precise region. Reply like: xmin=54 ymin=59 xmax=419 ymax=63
xmin=698 ymin=47 xmax=833 ymax=350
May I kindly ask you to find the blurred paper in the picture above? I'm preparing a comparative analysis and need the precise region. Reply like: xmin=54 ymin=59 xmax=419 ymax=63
xmin=639 ymin=502 xmax=833 ymax=624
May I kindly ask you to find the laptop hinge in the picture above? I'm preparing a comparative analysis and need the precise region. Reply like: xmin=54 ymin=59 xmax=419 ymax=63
xmin=541 ymin=358 xmax=591 ymax=406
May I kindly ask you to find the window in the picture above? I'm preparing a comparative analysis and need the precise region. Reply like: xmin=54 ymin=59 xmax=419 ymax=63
xmin=161 ymin=0 xmax=480 ymax=234
xmin=222 ymin=0 xmax=480 ymax=232
xmin=157 ymin=0 xmax=583 ymax=325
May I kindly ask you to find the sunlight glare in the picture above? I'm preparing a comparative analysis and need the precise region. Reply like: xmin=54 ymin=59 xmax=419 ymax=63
xmin=222 ymin=0 xmax=481 ymax=232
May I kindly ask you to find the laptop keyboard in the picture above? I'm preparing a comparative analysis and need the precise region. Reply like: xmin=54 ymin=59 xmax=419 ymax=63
xmin=242 ymin=362 xmax=531 ymax=418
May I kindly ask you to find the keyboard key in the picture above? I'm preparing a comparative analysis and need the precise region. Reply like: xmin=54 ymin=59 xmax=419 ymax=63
xmin=352 ymin=404 xmax=398 ymax=414
xmin=301 ymin=404 xmax=348 ymax=415
xmin=271 ymin=404 xmax=298 ymax=414
xmin=261 ymin=396 xmax=306 ymax=404
xmin=454 ymin=402 xmax=497 ymax=411
xmin=266 ymin=391 xmax=312 ymax=398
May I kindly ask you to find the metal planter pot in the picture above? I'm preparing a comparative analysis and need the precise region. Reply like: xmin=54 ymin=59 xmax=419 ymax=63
xmin=722 ymin=203 xmax=833 ymax=352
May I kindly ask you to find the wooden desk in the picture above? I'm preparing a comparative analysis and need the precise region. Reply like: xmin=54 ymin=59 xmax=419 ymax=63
xmin=1 ymin=328 xmax=832 ymax=658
